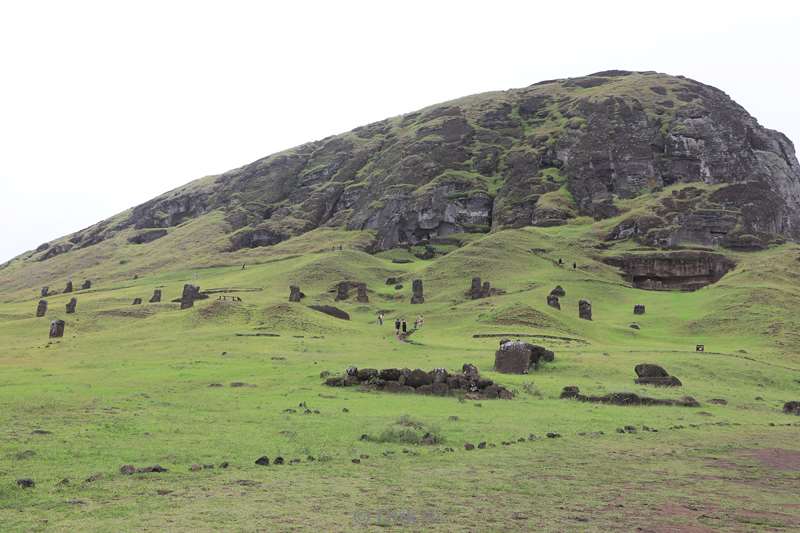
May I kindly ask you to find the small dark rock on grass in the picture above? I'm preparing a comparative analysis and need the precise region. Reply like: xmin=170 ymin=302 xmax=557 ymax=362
xmin=464 ymin=443 xmax=475 ymax=450
xmin=16 ymin=478 xmax=35 ymax=489
xmin=546 ymin=432 xmax=561 ymax=438
xmin=273 ymin=457 xmax=284 ymax=465
xmin=255 ymin=456 xmax=270 ymax=466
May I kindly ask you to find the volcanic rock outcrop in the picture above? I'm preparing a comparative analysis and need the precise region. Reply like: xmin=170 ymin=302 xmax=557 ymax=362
xmin=605 ymin=251 xmax=735 ymax=291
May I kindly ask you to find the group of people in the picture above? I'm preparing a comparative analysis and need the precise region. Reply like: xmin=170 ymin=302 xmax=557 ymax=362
xmin=557 ymin=258 xmax=577 ymax=269
xmin=376 ymin=312 xmax=424 ymax=337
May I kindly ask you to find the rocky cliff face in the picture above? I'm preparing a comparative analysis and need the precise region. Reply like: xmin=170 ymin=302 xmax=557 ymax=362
xmin=29 ymin=70 xmax=800 ymax=260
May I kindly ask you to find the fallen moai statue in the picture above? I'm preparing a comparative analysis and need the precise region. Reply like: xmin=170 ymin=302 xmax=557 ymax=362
xmin=634 ymin=364 xmax=682 ymax=387
xmin=309 ymin=305 xmax=350 ymax=320
xmin=324 ymin=363 xmax=513 ymax=399
xmin=494 ymin=340 xmax=555 ymax=374
xmin=560 ymin=386 xmax=699 ymax=407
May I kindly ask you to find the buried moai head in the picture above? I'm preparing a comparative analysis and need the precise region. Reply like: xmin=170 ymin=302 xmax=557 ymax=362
xmin=40 ymin=286 xmax=49 ymax=298
xmin=288 ymin=285 xmax=304 ymax=302
xmin=634 ymin=304 xmax=645 ymax=315
xmin=411 ymin=279 xmax=424 ymax=304
xmin=64 ymin=281 xmax=73 ymax=293
xmin=469 ymin=277 xmax=482 ymax=299
xmin=547 ymin=294 xmax=561 ymax=310
xmin=180 ymin=284 xmax=201 ymax=309
xmin=36 ymin=300 xmax=48 ymax=317
xmin=49 ymin=319 xmax=65 ymax=338
xmin=149 ymin=289 xmax=162 ymax=303
xmin=578 ymin=299 xmax=592 ymax=320
xmin=66 ymin=298 xmax=77 ymax=314
xmin=550 ymin=285 xmax=566 ymax=297
xmin=355 ymin=283 xmax=368 ymax=303
xmin=81 ymin=280 xmax=92 ymax=291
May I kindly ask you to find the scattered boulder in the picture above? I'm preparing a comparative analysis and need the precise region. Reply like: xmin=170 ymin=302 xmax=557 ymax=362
xmin=132 ymin=298 xmax=142 ymax=305
xmin=560 ymin=386 xmax=699 ymax=407
xmin=634 ymin=304 xmax=646 ymax=315
xmin=411 ymin=279 xmax=424 ymax=304
xmin=783 ymin=401 xmax=800 ymax=415
xmin=634 ymin=364 xmax=682 ymax=386
xmin=49 ymin=319 xmax=65 ymax=338
xmin=36 ymin=300 xmax=48 ymax=317
xmin=149 ymin=289 xmax=162 ymax=303
xmin=494 ymin=340 xmax=555 ymax=373
xmin=547 ymin=294 xmax=560 ymax=310
xmin=550 ymin=285 xmax=566 ymax=297
xmin=288 ymin=285 xmax=304 ymax=302
xmin=385 ymin=277 xmax=399 ymax=285
xmin=81 ymin=280 xmax=92 ymax=290
xmin=578 ymin=299 xmax=592 ymax=320
xmin=64 ymin=281 xmax=73 ymax=293
xmin=66 ymin=298 xmax=77 ymax=314
xmin=309 ymin=305 xmax=350 ymax=320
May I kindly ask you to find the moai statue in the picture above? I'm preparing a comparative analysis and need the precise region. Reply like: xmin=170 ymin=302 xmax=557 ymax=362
xmin=180 ymin=284 xmax=200 ymax=309
xmin=481 ymin=281 xmax=492 ymax=298
xmin=64 ymin=280 xmax=73 ymax=293
xmin=335 ymin=282 xmax=350 ymax=301
xmin=634 ymin=304 xmax=645 ymax=315
xmin=550 ymin=285 xmax=566 ymax=297
xmin=579 ymin=299 xmax=592 ymax=321
xmin=81 ymin=280 xmax=92 ymax=290
xmin=49 ymin=320 xmax=65 ymax=338
xmin=66 ymin=298 xmax=77 ymax=314
xmin=355 ymin=283 xmax=369 ymax=303
xmin=132 ymin=298 xmax=142 ymax=305
xmin=289 ymin=285 xmax=304 ymax=302
xmin=469 ymin=277 xmax=482 ymax=299
xmin=36 ymin=300 xmax=48 ymax=317
xmin=411 ymin=279 xmax=424 ymax=304
xmin=149 ymin=289 xmax=162 ymax=303
xmin=547 ymin=294 xmax=561 ymax=310
xmin=40 ymin=286 xmax=49 ymax=298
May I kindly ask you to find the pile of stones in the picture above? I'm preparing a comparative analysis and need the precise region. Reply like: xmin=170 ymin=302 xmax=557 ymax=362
xmin=494 ymin=340 xmax=555 ymax=374
xmin=560 ymin=386 xmax=699 ymax=407
xmin=324 ymin=363 xmax=513 ymax=399
xmin=634 ymin=364 xmax=682 ymax=387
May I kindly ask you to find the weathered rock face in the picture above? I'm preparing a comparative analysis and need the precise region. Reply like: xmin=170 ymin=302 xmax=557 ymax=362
xmin=30 ymin=71 xmax=800 ymax=261
xmin=579 ymin=299 xmax=592 ymax=320
xmin=127 ymin=229 xmax=168 ymax=244
xmin=49 ymin=319 xmax=65 ymax=338
xmin=288 ymin=285 xmax=304 ymax=302
xmin=411 ymin=279 xmax=424 ymax=304
xmin=149 ymin=289 xmax=162 ymax=303
xmin=605 ymin=251 xmax=735 ymax=291
xmin=36 ymin=300 xmax=47 ymax=317
xmin=66 ymin=298 xmax=77 ymax=314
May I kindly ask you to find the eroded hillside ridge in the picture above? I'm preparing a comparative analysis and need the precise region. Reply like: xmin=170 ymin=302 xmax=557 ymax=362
xmin=34 ymin=70 xmax=800 ymax=260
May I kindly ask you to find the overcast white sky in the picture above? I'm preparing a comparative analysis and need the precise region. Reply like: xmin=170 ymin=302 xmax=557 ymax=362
xmin=1 ymin=1 xmax=798 ymax=262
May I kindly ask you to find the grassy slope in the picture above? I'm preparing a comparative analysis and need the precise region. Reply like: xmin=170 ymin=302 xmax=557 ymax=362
xmin=1 ymin=224 xmax=799 ymax=531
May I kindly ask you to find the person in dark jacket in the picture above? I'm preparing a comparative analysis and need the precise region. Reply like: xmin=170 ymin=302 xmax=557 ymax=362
xmin=395 ymin=318 xmax=401 ymax=335
xmin=401 ymin=319 xmax=407 ymax=334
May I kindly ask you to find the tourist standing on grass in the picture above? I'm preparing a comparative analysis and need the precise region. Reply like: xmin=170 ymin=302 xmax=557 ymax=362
xmin=377 ymin=312 xmax=384 ymax=325
xmin=401 ymin=319 xmax=407 ymax=334
xmin=395 ymin=318 xmax=401 ymax=335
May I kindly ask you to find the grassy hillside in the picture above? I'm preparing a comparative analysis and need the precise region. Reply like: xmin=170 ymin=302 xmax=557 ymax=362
xmin=1 ymin=221 xmax=799 ymax=531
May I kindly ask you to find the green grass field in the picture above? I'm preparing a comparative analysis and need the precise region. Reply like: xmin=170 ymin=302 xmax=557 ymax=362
xmin=1 ymin=224 xmax=799 ymax=531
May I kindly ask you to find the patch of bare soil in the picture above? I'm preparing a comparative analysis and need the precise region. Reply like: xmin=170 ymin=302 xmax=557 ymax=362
xmin=740 ymin=448 xmax=800 ymax=471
